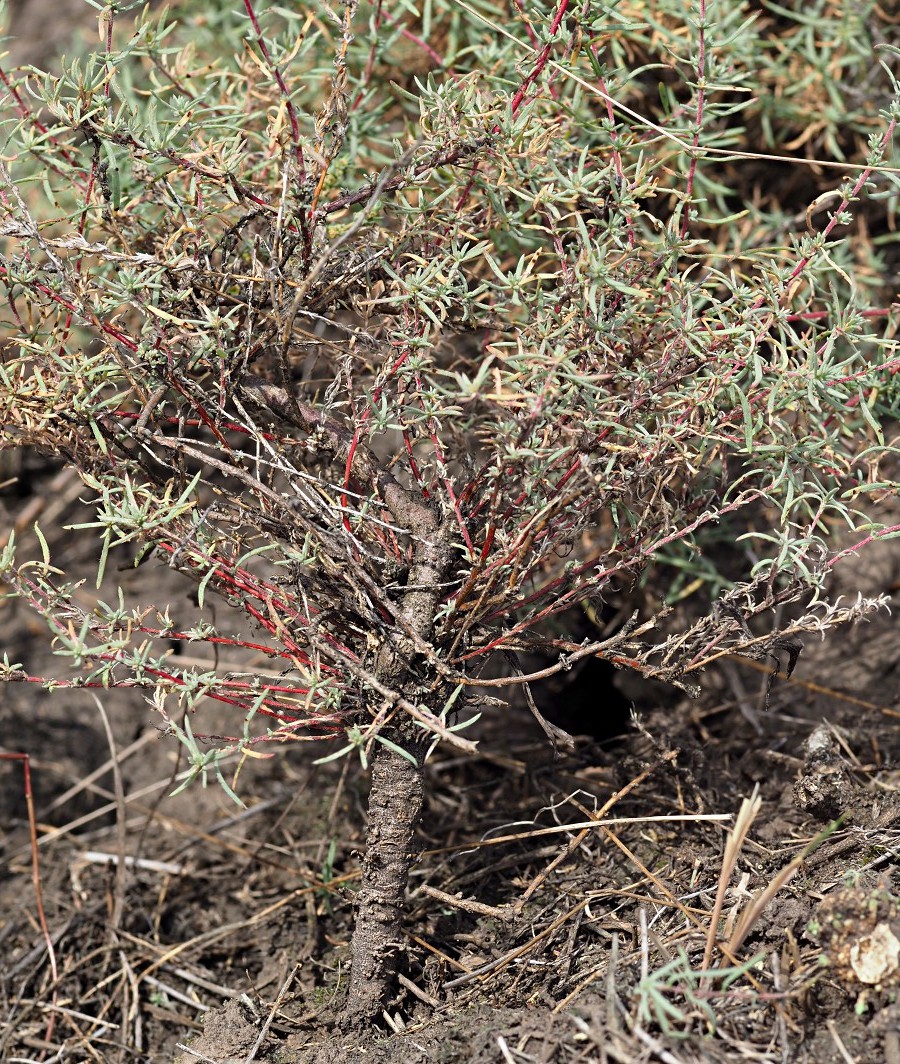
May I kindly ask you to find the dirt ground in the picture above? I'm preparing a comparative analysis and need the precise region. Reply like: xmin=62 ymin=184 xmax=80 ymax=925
xmin=3 ymin=5 xmax=900 ymax=1064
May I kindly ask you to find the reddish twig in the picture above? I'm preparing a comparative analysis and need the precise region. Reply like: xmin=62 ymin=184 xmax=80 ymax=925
xmin=0 ymin=752 xmax=59 ymax=1042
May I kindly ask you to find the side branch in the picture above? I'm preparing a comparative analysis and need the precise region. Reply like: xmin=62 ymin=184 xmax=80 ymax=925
xmin=240 ymin=374 xmax=436 ymax=533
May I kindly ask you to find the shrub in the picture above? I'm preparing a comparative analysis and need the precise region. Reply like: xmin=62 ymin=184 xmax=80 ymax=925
xmin=1 ymin=0 xmax=898 ymax=1026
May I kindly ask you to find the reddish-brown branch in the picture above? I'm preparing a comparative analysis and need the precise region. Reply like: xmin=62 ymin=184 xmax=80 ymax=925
xmin=0 ymin=751 xmax=59 ymax=1039
xmin=240 ymin=0 xmax=306 ymax=179
xmin=508 ymin=0 xmax=571 ymax=117
xmin=679 ymin=0 xmax=706 ymax=240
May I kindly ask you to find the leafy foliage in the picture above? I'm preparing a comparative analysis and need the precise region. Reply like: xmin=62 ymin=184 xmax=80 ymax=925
xmin=1 ymin=0 xmax=898 ymax=771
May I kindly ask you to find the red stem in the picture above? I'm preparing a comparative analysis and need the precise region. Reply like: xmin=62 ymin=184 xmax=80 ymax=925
xmin=0 ymin=752 xmax=60 ymax=1025
xmin=508 ymin=0 xmax=571 ymax=117
xmin=679 ymin=0 xmax=706 ymax=240
xmin=241 ymin=0 xmax=306 ymax=179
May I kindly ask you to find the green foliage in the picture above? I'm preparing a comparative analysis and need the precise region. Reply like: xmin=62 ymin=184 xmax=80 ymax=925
xmin=0 ymin=0 xmax=898 ymax=767
xmin=637 ymin=949 xmax=766 ymax=1039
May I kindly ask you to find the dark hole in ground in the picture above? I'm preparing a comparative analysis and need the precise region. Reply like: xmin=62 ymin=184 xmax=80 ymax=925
xmin=535 ymin=654 xmax=634 ymax=746
xmin=524 ymin=605 xmax=675 ymax=747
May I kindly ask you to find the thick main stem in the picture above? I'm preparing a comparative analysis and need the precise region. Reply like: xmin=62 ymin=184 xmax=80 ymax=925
xmin=344 ymin=738 xmax=425 ymax=1027
xmin=343 ymin=513 xmax=454 ymax=1026
xmin=246 ymin=377 xmax=456 ymax=1026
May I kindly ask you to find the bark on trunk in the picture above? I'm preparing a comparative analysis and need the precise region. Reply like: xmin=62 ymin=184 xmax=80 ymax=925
xmin=344 ymin=737 xmax=425 ymax=1028
xmin=343 ymin=511 xmax=454 ymax=1027
xmin=243 ymin=377 xmax=455 ymax=1028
